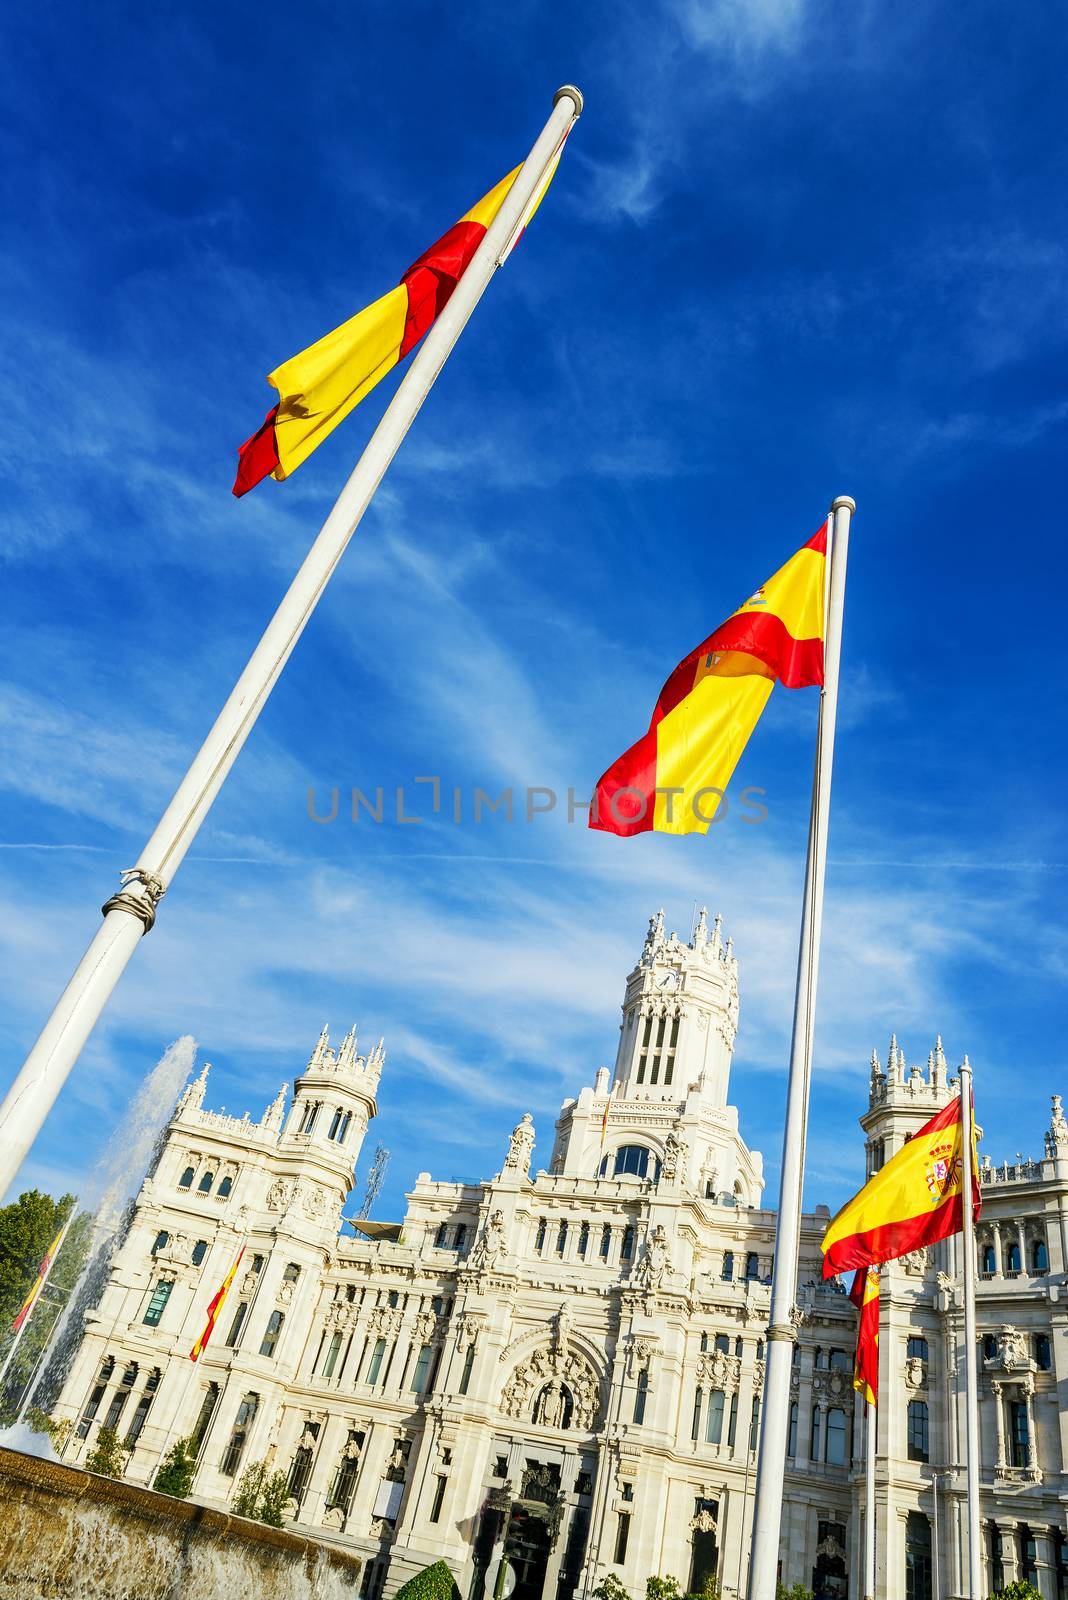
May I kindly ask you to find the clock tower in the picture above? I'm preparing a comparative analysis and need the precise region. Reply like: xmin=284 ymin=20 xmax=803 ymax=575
xmin=612 ymin=906 xmax=739 ymax=1107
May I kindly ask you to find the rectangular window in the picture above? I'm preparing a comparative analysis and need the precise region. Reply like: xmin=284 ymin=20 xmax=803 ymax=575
xmin=259 ymin=1310 xmax=284 ymax=1358
xmin=411 ymin=1344 xmax=433 ymax=1394
xmin=787 ymin=1402 xmax=797 ymax=1457
xmin=191 ymin=1383 xmax=220 ymax=1457
xmin=691 ymin=1386 xmax=703 ymax=1441
xmin=142 ymin=1279 xmax=173 ymax=1327
xmin=430 ymin=1475 xmax=447 ymax=1523
xmin=103 ymin=1390 xmax=129 ymax=1431
xmin=1010 ymin=1400 xmax=1030 ymax=1469
xmin=220 ymin=1393 xmax=259 ymax=1478
xmin=633 ymin=1369 xmax=648 ymax=1425
xmin=459 ymin=1343 xmax=475 ymax=1396
xmin=125 ymin=1396 xmax=152 ymax=1446
xmin=614 ymin=1511 xmax=630 ymax=1565
xmin=454 ymin=1224 xmax=468 ymax=1252
xmin=907 ymin=1401 xmax=929 ymax=1463
xmin=727 ymin=1391 xmax=738 ymax=1448
xmin=749 ymin=1395 xmax=761 ymax=1453
xmin=76 ymin=1384 xmax=105 ymax=1441
xmin=322 ymin=1331 xmax=343 ymax=1378
xmin=706 ymin=1389 xmax=725 ymax=1445
xmin=366 ymin=1338 xmax=387 ymax=1385
xmin=600 ymin=1225 xmax=611 ymax=1260
xmin=825 ymin=1406 xmax=847 ymax=1465
xmin=578 ymin=1222 xmax=589 ymax=1258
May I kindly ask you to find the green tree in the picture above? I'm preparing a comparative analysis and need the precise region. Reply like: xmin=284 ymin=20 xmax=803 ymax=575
xmin=686 ymin=1579 xmax=722 ymax=1600
xmin=153 ymin=1437 xmax=198 ymax=1498
xmin=776 ymin=1584 xmax=815 ymax=1600
xmin=232 ymin=1459 xmax=291 ymax=1527
xmin=989 ymin=1584 xmax=1043 ymax=1600
xmin=85 ymin=1425 xmax=129 ymax=1478
xmin=0 ymin=1192 xmax=93 ymax=1427
xmin=592 ymin=1578 xmax=630 ymax=1600
xmin=647 ymin=1579 xmax=682 ymax=1600
xmin=393 ymin=1561 xmax=461 ymax=1600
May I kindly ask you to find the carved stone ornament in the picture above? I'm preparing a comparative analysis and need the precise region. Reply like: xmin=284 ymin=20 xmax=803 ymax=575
xmin=501 ymin=1343 xmax=601 ymax=1431
xmin=298 ymin=1423 xmax=319 ymax=1450
xmin=266 ymin=1177 xmax=293 ymax=1212
xmin=690 ymin=1509 xmax=718 ymax=1536
xmin=905 ymin=1357 xmax=927 ymax=1391
xmin=299 ymin=1180 xmax=328 ymax=1220
xmin=998 ymin=1324 xmax=1029 ymax=1370
xmin=1050 ymin=1095 xmax=1068 ymax=1149
xmin=633 ymin=1224 xmax=672 ymax=1293
xmin=468 ymin=1209 xmax=509 ymax=1272
xmin=753 ymin=1358 xmax=765 ymax=1393
xmin=503 ymin=1113 xmax=536 ymax=1177
xmin=816 ymin=1534 xmax=846 ymax=1562
xmin=696 ymin=1350 xmax=741 ymax=1390
xmin=321 ymin=1506 xmax=344 ymax=1530
xmin=662 ymin=1128 xmax=689 ymax=1183
xmin=901 ymin=1247 xmax=930 ymax=1278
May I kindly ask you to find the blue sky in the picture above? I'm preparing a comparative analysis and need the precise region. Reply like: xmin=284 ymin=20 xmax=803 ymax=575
xmin=2 ymin=2 xmax=1066 ymax=1220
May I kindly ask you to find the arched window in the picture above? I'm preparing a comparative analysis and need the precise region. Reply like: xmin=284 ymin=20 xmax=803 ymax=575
xmin=578 ymin=1222 xmax=590 ymax=1258
xmin=907 ymin=1399 xmax=930 ymax=1463
xmin=535 ymin=1218 xmax=547 ymax=1252
xmin=327 ymin=1107 xmax=343 ymax=1141
xmin=191 ymin=1240 xmax=207 ymax=1266
xmin=556 ymin=1221 xmax=568 ymax=1256
xmin=907 ymin=1336 xmax=929 ymax=1361
xmin=1032 ymin=1238 xmax=1049 ymax=1274
xmin=1005 ymin=1240 xmax=1021 ymax=1274
xmin=721 ymin=1250 xmax=734 ymax=1282
xmin=600 ymin=1224 xmax=611 ymax=1259
xmin=260 ymin=1310 xmax=284 ymax=1358
xmin=178 ymin=1167 xmax=194 ymax=1190
xmin=1035 ymin=1334 xmax=1052 ymax=1371
xmin=601 ymin=1144 xmax=662 ymax=1182
xmin=152 ymin=1231 xmax=169 ymax=1255
xmin=787 ymin=1401 xmax=798 ymax=1457
xmin=980 ymin=1243 xmax=996 ymax=1275
xmin=745 ymin=1252 xmax=760 ymax=1280
xmin=197 ymin=1171 xmax=215 ymax=1194
xmin=217 ymin=1175 xmax=233 ymax=1198
xmin=810 ymin=1405 xmax=821 ymax=1460
xmin=825 ymin=1406 xmax=847 ymax=1465
xmin=338 ymin=1112 xmax=352 ymax=1143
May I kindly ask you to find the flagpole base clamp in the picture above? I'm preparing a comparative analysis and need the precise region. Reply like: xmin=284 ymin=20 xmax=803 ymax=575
xmin=102 ymin=869 xmax=166 ymax=934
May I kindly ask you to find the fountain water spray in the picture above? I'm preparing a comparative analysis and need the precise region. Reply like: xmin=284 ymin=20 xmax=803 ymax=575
xmin=2 ymin=1036 xmax=197 ymax=1438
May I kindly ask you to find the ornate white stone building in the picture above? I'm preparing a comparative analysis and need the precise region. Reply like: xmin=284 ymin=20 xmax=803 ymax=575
xmin=52 ymin=910 xmax=1068 ymax=1600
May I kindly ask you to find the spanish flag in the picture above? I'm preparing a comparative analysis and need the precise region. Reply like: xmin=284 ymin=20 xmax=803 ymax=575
xmin=12 ymin=1223 xmax=66 ymax=1334
xmin=233 ymin=153 xmax=564 ymax=497
xmin=189 ymin=1246 xmax=244 ymax=1362
xmin=822 ymin=1095 xmax=980 ymax=1278
xmin=590 ymin=527 xmax=827 ymax=836
xmin=850 ymin=1265 xmax=880 ymax=1406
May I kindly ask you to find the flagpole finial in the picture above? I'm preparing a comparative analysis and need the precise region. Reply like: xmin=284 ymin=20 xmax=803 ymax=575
xmin=831 ymin=494 xmax=856 ymax=514
xmin=554 ymin=84 xmax=584 ymax=115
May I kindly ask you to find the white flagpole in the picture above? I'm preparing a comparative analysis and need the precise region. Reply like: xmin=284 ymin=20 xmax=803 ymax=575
xmin=958 ymin=1056 xmax=981 ymax=1597
xmin=864 ymin=1400 xmax=876 ymax=1600
xmin=747 ymin=494 xmax=855 ymax=1600
xmin=0 ymin=85 xmax=583 ymax=1199
xmin=0 ymin=1203 xmax=79 ymax=1391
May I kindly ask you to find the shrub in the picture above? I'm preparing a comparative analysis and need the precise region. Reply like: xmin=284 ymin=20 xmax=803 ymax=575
xmin=989 ymin=1585 xmax=1043 ymax=1600
xmin=232 ymin=1459 xmax=290 ymax=1526
xmin=685 ymin=1579 xmax=722 ymax=1600
xmin=393 ymin=1561 xmax=461 ymax=1600
xmin=777 ymin=1585 xmax=815 ymax=1600
xmin=153 ymin=1437 xmax=198 ymax=1498
xmin=647 ymin=1579 xmax=682 ymax=1600
xmin=85 ymin=1426 xmax=128 ymax=1479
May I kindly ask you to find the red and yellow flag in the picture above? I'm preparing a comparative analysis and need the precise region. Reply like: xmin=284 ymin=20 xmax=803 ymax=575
xmin=589 ymin=526 xmax=827 ymax=837
xmin=850 ymin=1265 xmax=880 ymax=1406
xmin=189 ymin=1246 xmax=244 ymax=1362
xmin=12 ymin=1223 xmax=66 ymax=1334
xmin=822 ymin=1095 xmax=980 ymax=1278
xmin=233 ymin=152 xmax=565 ymax=497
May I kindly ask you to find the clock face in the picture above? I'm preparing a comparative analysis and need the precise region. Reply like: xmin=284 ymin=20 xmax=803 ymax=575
xmin=657 ymin=971 xmax=678 ymax=992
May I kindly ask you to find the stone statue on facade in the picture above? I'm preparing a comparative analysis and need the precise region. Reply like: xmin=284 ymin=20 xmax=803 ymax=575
xmin=634 ymin=1224 xmax=670 ymax=1292
xmin=469 ymin=1209 xmax=509 ymax=1272
xmin=502 ymin=1113 xmax=536 ymax=1178
xmin=662 ymin=1129 xmax=688 ymax=1183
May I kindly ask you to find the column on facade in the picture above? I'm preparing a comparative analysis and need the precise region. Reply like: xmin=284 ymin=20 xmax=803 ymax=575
xmin=991 ymin=1381 xmax=1007 ymax=1471
xmin=1033 ymin=1528 xmax=1056 ymax=1600
xmin=1023 ymin=1377 xmax=1039 ymax=1474
xmin=999 ymin=1521 xmax=1020 ymax=1584
xmin=992 ymin=1221 xmax=1004 ymax=1276
xmin=1018 ymin=1219 xmax=1029 ymax=1279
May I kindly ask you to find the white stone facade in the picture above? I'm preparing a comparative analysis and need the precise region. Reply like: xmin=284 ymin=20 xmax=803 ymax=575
xmin=52 ymin=912 xmax=1068 ymax=1599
